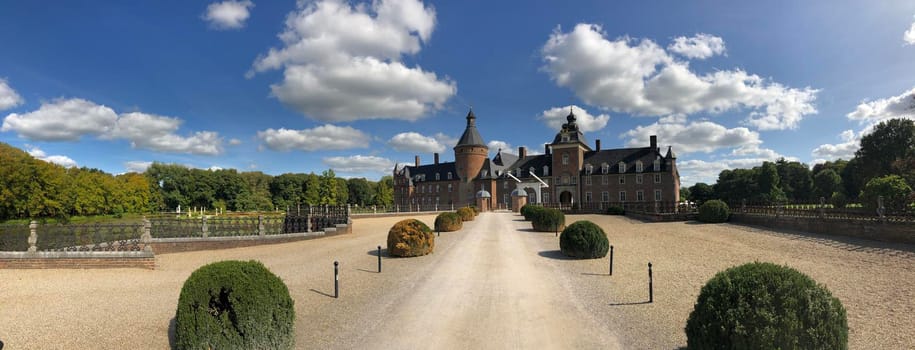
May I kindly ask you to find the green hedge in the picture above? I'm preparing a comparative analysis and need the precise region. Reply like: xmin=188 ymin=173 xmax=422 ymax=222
xmin=532 ymin=208 xmax=565 ymax=232
xmin=456 ymin=207 xmax=475 ymax=221
xmin=175 ymin=260 xmax=295 ymax=350
xmin=605 ymin=205 xmax=625 ymax=215
xmin=685 ymin=262 xmax=848 ymax=349
xmin=559 ymin=221 xmax=609 ymax=259
xmin=697 ymin=200 xmax=730 ymax=223
xmin=520 ymin=205 xmax=543 ymax=221
xmin=387 ymin=219 xmax=435 ymax=257
xmin=434 ymin=212 xmax=463 ymax=232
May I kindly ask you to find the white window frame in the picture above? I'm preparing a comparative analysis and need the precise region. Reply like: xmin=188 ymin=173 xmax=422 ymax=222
xmin=619 ymin=191 xmax=627 ymax=202
xmin=436 ymin=173 xmax=440 ymax=180
xmin=655 ymin=190 xmax=662 ymax=201
xmin=571 ymin=176 xmax=577 ymax=185
xmin=637 ymin=190 xmax=644 ymax=202
xmin=654 ymin=174 xmax=661 ymax=184
xmin=562 ymin=153 xmax=569 ymax=165
xmin=447 ymin=172 xmax=452 ymax=180
xmin=543 ymin=165 xmax=549 ymax=176
xmin=653 ymin=159 xmax=660 ymax=171
xmin=448 ymin=184 xmax=453 ymax=192
xmin=636 ymin=161 xmax=643 ymax=173
xmin=618 ymin=162 xmax=626 ymax=173
xmin=585 ymin=176 xmax=592 ymax=185
xmin=601 ymin=191 xmax=609 ymax=202
xmin=601 ymin=175 xmax=608 ymax=185
xmin=636 ymin=174 xmax=643 ymax=184
xmin=585 ymin=192 xmax=592 ymax=203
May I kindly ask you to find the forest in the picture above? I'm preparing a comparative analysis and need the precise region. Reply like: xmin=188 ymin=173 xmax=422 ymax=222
xmin=0 ymin=143 xmax=394 ymax=221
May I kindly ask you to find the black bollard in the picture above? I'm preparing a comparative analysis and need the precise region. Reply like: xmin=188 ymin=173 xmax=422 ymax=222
xmin=377 ymin=246 xmax=382 ymax=273
xmin=648 ymin=262 xmax=653 ymax=303
xmin=609 ymin=245 xmax=614 ymax=276
xmin=334 ymin=261 xmax=339 ymax=298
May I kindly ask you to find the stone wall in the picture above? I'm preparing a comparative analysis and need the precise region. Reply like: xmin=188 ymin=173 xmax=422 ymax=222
xmin=0 ymin=251 xmax=155 ymax=269
xmin=150 ymin=224 xmax=351 ymax=254
xmin=730 ymin=214 xmax=915 ymax=245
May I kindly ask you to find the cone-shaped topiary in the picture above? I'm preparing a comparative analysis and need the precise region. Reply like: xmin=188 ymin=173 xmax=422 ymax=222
xmin=697 ymin=199 xmax=730 ymax=223
xmin=175 ymin=260 xmax=295 ymax=350
xmin=456 ymin=207 xmax=475 ymax=221
xmin=559 ymin=221 xmax=609 ymax=259
xmin=532 ymin=208 xmax=565 ymax=232
xmin=387 ymin=219 xmax=435 ymax=257
xmin=434 ymin=212 xmax=463 ymax=232
xmin=520 ymin=204 xmax=544 ymax=221
xmin=685 ymin=262 xmax=848 ymax=349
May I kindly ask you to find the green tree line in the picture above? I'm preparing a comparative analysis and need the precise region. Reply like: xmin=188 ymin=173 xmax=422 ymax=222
xmin=0 ymin=143 xmax=394 ymax=221
xmin=684 ymin=118 xmax=915 ymax=210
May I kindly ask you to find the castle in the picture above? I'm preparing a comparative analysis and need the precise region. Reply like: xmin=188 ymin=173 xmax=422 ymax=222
xmin=393 ymin=109 xmax=680 ymax=211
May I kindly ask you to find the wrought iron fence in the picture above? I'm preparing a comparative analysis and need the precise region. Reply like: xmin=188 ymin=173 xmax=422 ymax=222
xmin=349 ymin=204 xmax=454 ymax=214
xmin=729 ymin=199 xmax=915 ymax=223
xmin=0 ymin=223 xmax=30 ymax=252
xmin=284 ymin=205 xmax=349 ymax=233
xmin=534 ymin=201 xmax=690 ymax=215
xmin=37 ymin=222 xmax=143 ymax=252
xmin=149 ymin=215 xmax=287 ymax=238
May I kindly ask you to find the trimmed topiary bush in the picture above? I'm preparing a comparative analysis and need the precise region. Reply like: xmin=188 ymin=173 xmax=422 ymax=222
xmin=606 ymin=205 xmax=625 ymax=215
xmin=685 ymin=262 xmax=848 ymax=350
xmin=469 ymin=205 xmax=480 ymax=216
xmin=532 ymin=208 xmax=565 ymax=232
xmin=697 ymin=199 xmax=730 ymax=223
xmin=387 ymin=219 xmax=435 ymax=257
xmin=175 ymin=260 xmax=295 ymax=350
xmin=559 ymin=221 xmax=609 ymax=259
xmin=434 ymin=212 xmax=463 ymax=232
xmin=456 ymin=207 xmax=475 ymax=221
xmin=520 ymin=204 xmax=543 ymax=221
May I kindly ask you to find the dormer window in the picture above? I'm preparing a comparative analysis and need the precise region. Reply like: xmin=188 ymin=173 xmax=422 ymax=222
xmin=435 ymin=173 xmax=440 ymax=180
xmin=636 ymin=161 xmax=643 ymax=173
xmin=618 ymin=162 xmax=626 ymax=174
xmin=481 ymin=170 xmax=488 ymax=177
xmin=543 ymin=165 xmax=549 ymax=176
xmin=447 ymin=172 xmax=452 ymax=180
xmin=585 ymin=164 xmax=593 ymax=175
xmin=653 ymin=158 xmax=661 ymax=171
xmin=601 ymin=163 xmax=609 ymax=174
xmin=562 ymin=135 xmax=570 ymax=142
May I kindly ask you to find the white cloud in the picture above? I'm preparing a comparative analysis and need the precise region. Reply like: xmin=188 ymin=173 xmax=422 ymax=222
xmin=323 ymin=155 xmax=398 ymax=174
xmin=249 ymin=0 xmax=455 ymax=122
xmin=0 ymin=79 xmax=24 ymax=111
xmin=847 ymin=86 xmax=915 ymax=124
xmin=1 ymin=98 xmax=224 ymax=155
xmin=811 ymin=129 xmax=859 ymax=161
xmin=388 ymin=132 xmax=445 ymax=153
xmin=678 ymin=158 xmax=778 ymax=187
xmin=668 ymin=33 xmax=726 ymax=59
xmin=539 ymin=105 xmax=610 ymax=132
xmin=487 ymin=140 xmax=512 ymax=154
xmin=257 ymin=124 xmax=370 ymax=151
xmin=228 ymin=138 xmax=242 ymax=145
xmin=541 ymin=24 xmax=818 ymax=130
xmin=26 ymin=146 xmax=77 ymax=168
xmin=905 ymin=16 xmax=915 ymax=45
xmin=202 ymin=0 xmax=254 ymax=30
xmin=433 ymin=132 xmax=457 ymax=149
xmin=622 ymin=119 xmax=763 ymax=154
xmin=125 ymin=161 xmax=152 ymax=173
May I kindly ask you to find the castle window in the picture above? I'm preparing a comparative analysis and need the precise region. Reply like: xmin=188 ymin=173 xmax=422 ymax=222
xmin=482 ymin=170 xmax=488 ymax=177
xmin=436 ymin=173 xmax=440 ymax=180
xmin=653 ymin=159 xmax=661 ymax=171
xmin=619 ymin=191 xmax=627 ymax=202
xmin=601 ymin=191 xmax=609 ymax=202
xmin=436 ymin=185 xmax=440 ymax=193
xmin=655 ymin=174 xmax=661 ymax=183
xmin=447 ymin=172 xmax=452 ymax=180
xmin=637 ymin=190 xmax=644 ymax=202
xmin=636 ymin=174 xmax=643 ymax=184
xmin=636 ymin=161 xmax=643 ymax=173
xmin=562 ymin=153 xmax=569 ymax=165
xmin=585 ymin=176 xmax=592 ymax=186
xmin=585 ymin=164 xmax=593 ymax=175
xmin=619 ymin=176 xmax=625 ymax=184
xmin=562 ymin=175 xmax=570 ymax=185
xmin=448 ymin=184 xmax=453 ymax=192
xmin=601 ymin=175 xmax=608 ymax=185
xmin=585 ymin=192 xmax=592 ymax=203
xmin=543 ymin=165 xmax=550 ymax=176
xmin=571 ymin=176 xmax=577 ymax=185
xmin=618 ymin=162 xmax=626 ymax=173
xmin=436 ymin=196 xmax=440 ymax=204
xmin=601 ymin=163 xmax=609 ymax=174
xmin=655 ymin=190 xmax=662 ymax=201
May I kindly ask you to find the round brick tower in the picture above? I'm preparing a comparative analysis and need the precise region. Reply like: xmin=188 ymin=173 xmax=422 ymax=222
xmin=454 ymin=109 xmax=488 ymax=183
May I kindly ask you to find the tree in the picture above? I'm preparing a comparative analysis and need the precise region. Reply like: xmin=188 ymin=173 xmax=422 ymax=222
xmin=270 ymin=173 xmax=307 ymax=209
xmin=714 ymin=169 xmax=757 ymax=204
xmin=841 ymin=158 xmax=865 ymax=200
xmin=813 ymin=169 xmax=842 ymax=200
xmin=688 ymin=183 xmax=715 ymax=204
xmin=335 ymin=178 xmax=349 ymax=205
xmin=679 ymin=187 xmax=691 ymax=203
xmin=347 ymin=178 xmax=375 ymax=206
xmin=861 ymin=175 xmax=913 ymax=212
xmin=855 ymin=118 xmax=915 ymax=182
xmin=373 ymin=176 xmax=394 ymax=206
xmin=303 ymin=174 xmax=320 ymax=205
xmin=775 ymin=159 xmax=813 ymax=202
xmin=757 ymin=162 xmax=786 ymax=203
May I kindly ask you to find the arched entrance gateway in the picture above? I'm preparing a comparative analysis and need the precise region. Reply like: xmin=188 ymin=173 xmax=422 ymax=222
xmin=559 ymin=191 xmax=572 ymax=204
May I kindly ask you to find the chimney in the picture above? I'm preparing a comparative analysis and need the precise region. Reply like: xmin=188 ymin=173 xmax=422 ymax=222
xmin=650 ymin=135 xmax=657 ymax=152
xmin=519 ymin=146 xmax=527 ymax=159
xmin=434 ymin=153 xmax=440 ymax=164
xmin=595 ymin=139 xmax=601 ymax=151
xmin=545 ymin=144 xmax=551 ymax=155
xmin=415 ymin=155 xmax=420 ymax=167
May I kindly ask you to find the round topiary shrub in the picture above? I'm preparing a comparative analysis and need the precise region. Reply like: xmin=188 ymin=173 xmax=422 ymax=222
xmin=175 ymin=260 xmax=295 ymax=350
xmin=697 ymin=199 xmax=730 ymax=223
xmin=606 ymin=205 xmax=625 ymax=215
xmin=469 ymin=205 xmax=480 ymax=216
xmin=387 ymin=219 xmax=435 ymax=257
xmin=456 ymin=207 xmax=475 ymax=221
xmin=532 ymin=208 xmax=565 ymax=232
xmin=685 ymin=262 xmax=848 ymax=349
xmin=434 ymin=212 xmax=463 ymax=232
xmin=559 ymin=221 xmax=609 ymax=259
xmin=520 ymin=204 xmax=543 ymax=221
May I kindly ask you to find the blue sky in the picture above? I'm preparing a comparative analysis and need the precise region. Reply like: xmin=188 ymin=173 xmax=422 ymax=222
xmin=1 ymin=0 xmax=914 ymax=186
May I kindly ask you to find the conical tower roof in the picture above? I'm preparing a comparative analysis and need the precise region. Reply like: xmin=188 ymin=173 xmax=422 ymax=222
xmin=455 ymin=108 xmax=486 ymax=148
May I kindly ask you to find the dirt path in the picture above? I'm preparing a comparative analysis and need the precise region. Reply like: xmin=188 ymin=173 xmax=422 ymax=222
xmin=360 ymin=213 xmax=620 ymax=349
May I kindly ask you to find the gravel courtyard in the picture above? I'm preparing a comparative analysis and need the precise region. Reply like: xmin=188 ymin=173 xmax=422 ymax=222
xmin=1 ymin=212 xmax=913 ymax=349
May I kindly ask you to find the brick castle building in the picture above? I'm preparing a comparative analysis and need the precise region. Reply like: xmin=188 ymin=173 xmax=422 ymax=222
xmin=393 ymin=109 xmax=680 ymax=211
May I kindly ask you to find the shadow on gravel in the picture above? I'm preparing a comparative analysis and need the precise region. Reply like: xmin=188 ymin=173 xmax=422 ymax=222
xmin=608 ymin=301 xmax=650 ymax=306
xmin=580 ymin=272 xmax=610 ymax=277
xmin=168 ymin=316 xmax=177 ymax=349
xmin=356 ymin=268 xmax=379 ymax=274
xmin=537 ymin=250 xmax=574 ymax=260
xmin=309 ymin=288 xmax=335 ymax=298
xmin=367 ymin=248 xmax=388 ymax=257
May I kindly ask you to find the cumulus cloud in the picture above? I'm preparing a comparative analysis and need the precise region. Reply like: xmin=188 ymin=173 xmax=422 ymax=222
xmin=125 ymin=161 xmax=153 ymax=173
xmin=1 ymin=98 xmax=224 ymax=155
xmin=541 ymin=24 xmax=818 ymax=130
xmin=388 ymin=132 xmax=445 ymax=153
xmin=847 ymin=86 xmax=915 ymax=124
xmin=257 ymin=124 xmax=370 ymax=151
xmin=0 ymin=79 xmax=24 ymax=111
xmin=811 ymin=129 xmax=859 ymax=161
xmin=323 ymin=155 xmax=398 ymax=174
xmin=668 ymin=33 xmax=726 ymax=59
xmin=249 ymin=0 xmax=455 ymax=122
xmin=433 ymin=132 xmax=457 ymax=148
xmin=539 ymin=105 xmax=610 ymax=132
xmin=202 ymin=0 xmax=254 ymax=29
xmin=622 ymin=118 xmax=763 ymax=154
xmin=26 ymin=146 xmax=77 ymax=168
xmin=678 ymin=158 xmax=780 ymax=187
xmin=487 ymin=140 xmax=512 ymax=155
xmin=228 ymin=138 xmax=242 ymax=145
xmin=905 ymin=16 xmax=915 ymax=45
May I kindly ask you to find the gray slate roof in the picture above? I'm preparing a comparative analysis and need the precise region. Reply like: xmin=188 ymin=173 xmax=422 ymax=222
xmin=455 ymin=109 xmax=486 ymax=148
